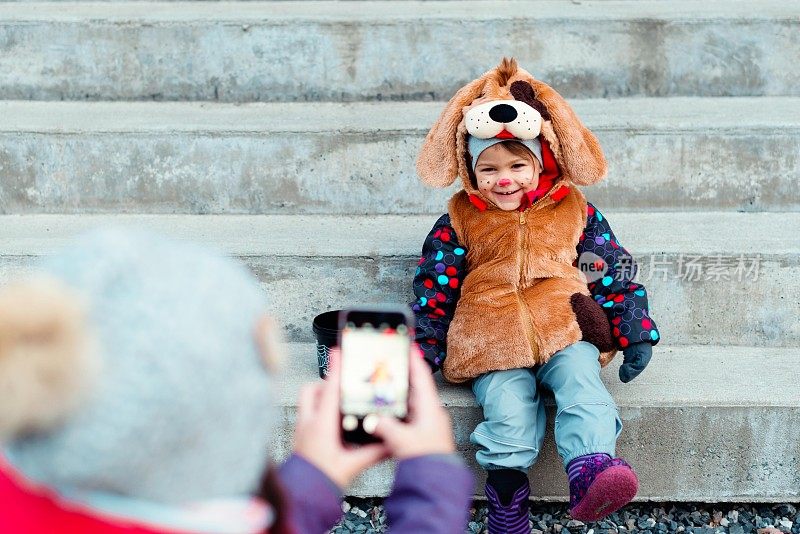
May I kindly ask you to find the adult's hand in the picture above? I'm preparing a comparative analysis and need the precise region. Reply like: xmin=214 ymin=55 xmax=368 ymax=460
xmin=372 ymin=347 xmax=456 ymax=459
xmin=292 ymin=349 xmax=389 ymax=489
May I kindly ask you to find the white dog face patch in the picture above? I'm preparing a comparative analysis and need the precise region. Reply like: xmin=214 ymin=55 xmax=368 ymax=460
xmin=465 ymin=99 xmax=542 ymax=140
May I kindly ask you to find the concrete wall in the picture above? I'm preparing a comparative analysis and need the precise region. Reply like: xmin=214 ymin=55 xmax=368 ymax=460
xmin=0 ymin=2 xmax=798 ymax=101
xmin=1 ymin=98 xmax=798 ymax=214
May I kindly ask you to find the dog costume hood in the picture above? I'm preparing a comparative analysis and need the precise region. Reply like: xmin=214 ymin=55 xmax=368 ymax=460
xmin=417 ymin=57 xmax=607 ymax=202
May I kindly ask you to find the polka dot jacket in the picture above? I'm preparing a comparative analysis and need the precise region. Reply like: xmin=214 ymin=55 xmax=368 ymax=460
xmin=410 ymin=203 xmax=660 ymax=372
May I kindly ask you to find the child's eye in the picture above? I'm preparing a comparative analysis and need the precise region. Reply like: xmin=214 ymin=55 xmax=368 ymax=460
xmin=512 ymin=163 xmax=527 ymax=169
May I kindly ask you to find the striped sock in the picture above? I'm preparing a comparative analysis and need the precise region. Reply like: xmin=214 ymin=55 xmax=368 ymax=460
xmin=487 ymin=468 xmax=528 ymax=505
xmin=485 ymin=482 xmax=530 ymax=534
xmin=567 ymin=453 xmax=612 ymax=483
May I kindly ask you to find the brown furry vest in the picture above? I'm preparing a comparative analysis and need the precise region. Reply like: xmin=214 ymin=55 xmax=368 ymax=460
xmin=443 ymin=187 xmax=617 ymax=383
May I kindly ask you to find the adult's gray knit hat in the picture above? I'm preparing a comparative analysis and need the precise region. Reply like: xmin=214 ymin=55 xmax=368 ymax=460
xmin=4 ymin=228 xmax=276 ymax=504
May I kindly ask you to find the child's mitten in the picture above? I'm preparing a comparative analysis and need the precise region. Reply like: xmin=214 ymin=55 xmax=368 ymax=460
xmin=618 ymin=342 xmax=652 ymax=383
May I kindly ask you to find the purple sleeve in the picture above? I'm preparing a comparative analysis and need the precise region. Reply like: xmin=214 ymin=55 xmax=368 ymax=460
xmin=278 ymin=454 xmax=343 ymax=534
xmin=576 ymin=203 xmax=661 ymax=349
xmin=410 ymin=215 xmax=467 ymax=372
xmin=384 ymin=454 xmax=475 ymax=534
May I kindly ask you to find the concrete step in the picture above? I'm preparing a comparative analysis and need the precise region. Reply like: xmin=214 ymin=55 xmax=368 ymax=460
xmin=275 ymin=342 xmax=800 ymax=501
xmin=0 ymin=1 xmax=798 ymax=101
xmin=1 ymin=97 xmax=799 ymax=214
xmin=1 ymin=213 xmax=798 ymax=348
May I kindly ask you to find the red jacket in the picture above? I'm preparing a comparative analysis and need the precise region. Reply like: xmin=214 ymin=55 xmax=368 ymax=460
xmin=0 ymin=458 xmax=223 ymax=534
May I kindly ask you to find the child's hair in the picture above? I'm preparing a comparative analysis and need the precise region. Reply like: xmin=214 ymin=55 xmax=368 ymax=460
xmin=466 ymin=140 xmax=541 ymax=189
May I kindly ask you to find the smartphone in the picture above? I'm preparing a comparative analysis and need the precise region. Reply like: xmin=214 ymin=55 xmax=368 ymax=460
xmin=338 ymin=306 xmax=412 ymax=444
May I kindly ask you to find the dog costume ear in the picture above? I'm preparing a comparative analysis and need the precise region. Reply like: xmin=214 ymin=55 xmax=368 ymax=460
xmin=527 ymin=79 xmax=607 ymax=186
xmin=0 ymin=277 xmax=96 ymax=441
xmin=417 ymin=76 xmax=488 ymax=188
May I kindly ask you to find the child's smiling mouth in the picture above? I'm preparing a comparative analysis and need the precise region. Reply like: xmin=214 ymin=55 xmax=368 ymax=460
xmin=494 ymin=189 xmax=521 ymax=196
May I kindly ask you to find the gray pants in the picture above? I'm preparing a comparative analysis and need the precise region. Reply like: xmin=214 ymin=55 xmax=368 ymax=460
xmin=470 ymin=341 xmax=622 ymax=471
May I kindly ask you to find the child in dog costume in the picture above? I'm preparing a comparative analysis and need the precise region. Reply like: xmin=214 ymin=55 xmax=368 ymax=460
xmin=411 ymin=58 xmax=661 ymax=532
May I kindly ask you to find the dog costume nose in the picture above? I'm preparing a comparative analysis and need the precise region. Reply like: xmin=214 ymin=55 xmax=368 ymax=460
xmin=489 ymin=103 xmax=518 ymax=123
xmin=498 ymin=178 xmax=512 ymax=187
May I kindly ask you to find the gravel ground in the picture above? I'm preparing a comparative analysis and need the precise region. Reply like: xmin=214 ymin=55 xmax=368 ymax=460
xmin=330 ymin=500 xmax=800 ymax=534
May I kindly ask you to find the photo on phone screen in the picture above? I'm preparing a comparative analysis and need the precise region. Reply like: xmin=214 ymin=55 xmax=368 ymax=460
xmin=339 ymin=310 xmax=411 ymax=437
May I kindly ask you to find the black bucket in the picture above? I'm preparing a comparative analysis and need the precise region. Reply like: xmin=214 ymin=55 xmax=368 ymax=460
xmin=312 ymin=310 xmax=341 ymax=378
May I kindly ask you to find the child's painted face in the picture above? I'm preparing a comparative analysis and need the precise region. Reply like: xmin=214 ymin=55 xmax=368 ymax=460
xmin=474 ymin=143 xmax=541 ymax=211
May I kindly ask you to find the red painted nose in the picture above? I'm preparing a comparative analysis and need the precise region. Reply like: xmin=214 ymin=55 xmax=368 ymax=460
xmin=497 ymin=178 xmax=512 ymax=187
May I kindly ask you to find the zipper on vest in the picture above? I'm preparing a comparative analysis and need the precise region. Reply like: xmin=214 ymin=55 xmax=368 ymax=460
xmin=512 ymin=184 xmax=563 ymax=357
xmin=515 ymin=220 xmax=539 ymax=361
xmin=519 ymin=189 xmax=552 ymax=225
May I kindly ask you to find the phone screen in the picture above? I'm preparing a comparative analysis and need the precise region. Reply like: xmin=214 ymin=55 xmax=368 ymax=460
xmin=340 ymin=320 xmax=410 ymax=419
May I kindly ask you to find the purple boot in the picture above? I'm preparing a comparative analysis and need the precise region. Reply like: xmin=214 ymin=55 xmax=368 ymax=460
xmin=569 ymin=455 xmax=638 ymax=521
xmin=485 ymin=479 xmax=530 ymax=534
